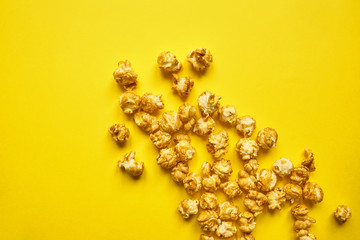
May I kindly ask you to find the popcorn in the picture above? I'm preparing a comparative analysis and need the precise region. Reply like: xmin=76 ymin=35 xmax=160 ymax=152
xmin=119 ymin=91 xmax=141 ymax=114
xmin=187 ymin=48 xmax=213 ymax=71
xmin=178 ymin=199 xmax=199 ymax=219
xmin=197 ymin=210 xmax=220 ymax=232
xmin=291 ymin=204 xmax=316 ymax=237
xmin=118 ymin=151 xmax=144 ymax=177
xmin=175 ymin=140 xmax=196 ymax=162
xmin=198 ymin=91 xmax=221 ymax=117
xmin=243 ymin=159 xmax=259 ymax=176
xmin=193 ymin=117 xmax=216 ymax=136
xmin=220 ymin=180 xmax=242 ymax=199
xmin=238 ymin=234 xmax=255 ymax=240
xmin=139 ymin=93 xmax=164 ymax=113
xmin=302 ymin=148 xmax=315 ymax=172
xmin=183 ymin=172 xmax=202 ymax=195
xmin=159 ymin=111 xmax=182 ymax=133
xmin=218 ymin=105 xmax=237 ymax=126
xmin=284 ymin=183 xmax=303 ymax=204
xmin=238 ymin=170 xmax=257 ymax=192
xmin=173 ymin=133 xmax=191 ymax=144
xmin=113 ymin=60 xmax=138 ymax=90
xmin=297 ymin=231 xmax=316 ymax=240
xmin=302 ymin=182 xmax=324 ymax=204
xmin=256 ymin=169 xmax=277 ymax=192
xmin=203 ymin=174 xmax=221 ymax=193
xmin=219 ymin=201 xmax=239 ymax=220
xmin=171 ymin=162 xmax=189 ymax=183
xmin=293 ymin=215 xmax=316 ymax=233
xmin=290 ymin=166 xmax=310 ymax=186
xmin=207 ymin=130 xmax=229 ymax=159
xmin=134 ymin=111 xmax=159 ymax=134
xmin=212 ymin=159 xmax=233 ymax=181
xmin=156 ymin=147 xmax=179 ymax=169
xmin=334 ymin=205 xmax=351 ymax=223
xmin=157 ymin=51 xmax=182 ymax=73
xmin=236 ymin=138 xmax=259 ymax=161
xmin=273 ymin=158 xmax=293 ymax=177
xmin=266 ymin=188 xmax=286 ymax=210
xmin=150 ymin=130 xmax=172 ymax=149
xmin=201 ymin=162 xmax=213 ymax=177
xmin=200 ymin=235 xmax=215 ymax=240
xmin=200 ymin=192 xmax=218 ymax=210
xmin=291 ymin=204 xmax=310 ymax=219
xmin=216 ymin=221 xmax=237 ymax=238
xmin=236 ymin=116 xmax=256 ymax=138
xmin=244 ymin=190 xmax=268 ymax=216
xmin=172 ymin=74 xmax=194 ymax=97
xmin=238 ymin=211 xmax=256 ymax=233
xmin=109 ymin=123 xmax=130 ymax=143
xmin=256 ymin=127 xmax=278 ymax=149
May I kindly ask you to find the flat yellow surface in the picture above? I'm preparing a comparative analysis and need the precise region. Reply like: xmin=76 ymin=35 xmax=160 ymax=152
xmin=0 ymin=0 xmax=359 ymax=239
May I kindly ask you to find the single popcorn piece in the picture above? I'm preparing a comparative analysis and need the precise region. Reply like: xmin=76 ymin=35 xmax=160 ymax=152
xmin=267 ymin=188 xmax=286 ymax=210
xmin=297 ymin=231 xmax=316 ymax=240
xmin=218 ymin=105 xmax=237 ymax=126
xmin=178 ymin=199 xmax=199 ymax=219
xmin=139 ymin=93 xmax=164 ymax=114
xmin=171 ymin=162 xmax=189 ymax=183
xmin=290 ymin=166 xmax=310 ymax=186
xmin=216 ymin=221 xmax=237 ymax=238
xmin=118 ymin=151 xmax=144 ymax=177
xmin=134 ymin=111 xmax=159 ymax=134
xmin=238 ymin=211 xmax=256 ymax=233
xmin=178 ymin=103 xmax=197 ymax=131
xmin=334 ymin=205 xmax=351 ymax=223
xmin=244 ymin=190 xmax=268 ymax=217
xmin=119 ymin=91 xmax=141 ymax=114
xmin=238 ymin=170 xmax=257 ymax=192
xmin=157 ymin=51 xmax=182 ymax=73
xmin=293 ymin=215 xmax=316 ymax=233
xmin=159 ymin=111 xmax=182 ymax=133
xmin=303 ymin=182 xmax=324 ymax=204
xmin=207 ymin=130 xmax=229 ymax=159
xmin=273 ymin=158 xmax=293 ymax=177
xmin=172 ymin=74 xmax=194 ymax=97
xmin=238 ymin=234 xmax=255 ymax=240
xmin=197 ymin=210 xmax=220 ymax=232
xmin=284 ymin=183 xmax=303 ymax=204
xmin=218 ymin=201 xmax=239 ymax=221
xmin=203 ymin=174 xmax=221 ymax=192
xmin=200 ymin=192 xmax=218 ymax=210
xmin=183 ymin=172 xmax=202 ymax=195
xmin=213 ymin=159 xmax=233 ymax=181
xmin=193 ymin=117 xmax=216 ymax=136
xmin=291 ymin=204 xmax=316 ymax=235
xmin=302 ymin=148 xmax=315 ymax=172
xmin=187 ymin=48 xmax=213 ymax=71
xmin=201 ymin=162 xmax=212 ymax=177
xmin=256 ymin=127 xmax=278 ymax=149
xmin=109 ymin=123 xmax=130 ymax=143
xmin=150 ymin=130 xmax=171 ymax=149
xmin=243 ymin=159 xmax=259 ymax=176
xmin=256 ymin=169 xmax=277 ymax=192
xmin=220 ymin=180 xmax=242 ymax=199
xmin=236 ymin=116 xmax=256 ymax=138
xmin=236 ymin=138 xmax=259 ymax=161
xmin=200 ymin=235 xmax=215 ymax=240
xmin=198 ymin=91 xmax=221 ymax=117
xmin=291 ymin=204 xmax=311 ymax=219
xmin=156 ymin=147 xmax=179 ymax=169
xmin=173 ymin=133 xmax=191 ymax=144
xmin=175 ymin=140 xmax=196 ymax=162
xmin=113 ymin=60 xmax=138 ymax=90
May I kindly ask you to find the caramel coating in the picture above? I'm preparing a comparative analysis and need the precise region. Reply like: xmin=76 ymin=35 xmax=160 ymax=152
xmin=118 ymin=151 xmax=144 ymax=177
xmin=193 ymin=117 xmax=216 ymax=136
xmin=243 ymin=159 xmax=259 ymax=176
xmin=207 ymin=130 xmax=229 ymax=159
xmin=218 ymin=105 xmax=237 ymax=126
xmin=113 ymin=60 xmax=137 ymax=90
xmin=178 ymin=199 xmax=199 ymax=219
xmin=171 ymin=162 xmax=189 ymax=183
xmin=198 ymin=91 xmax=221 ymax=117
xmin=109 ymin=123 xmax=130 ymax=143
xmin=200 ymin=235 xmax=215 ymax=240
xmin=244 ymin=190 xmax=268 ymax=216
xmin=156 ymin=147 xmax=179 ymax=169
xmin=219 ymin=201 xmax=239 ymax=220
xmin=256 ymin=127 xmax=278 ymax=149
xmin=197 ymin=210 xmax=220 ymax=232
xmin=119 ymin=91 xmax=141 ymax=114
xmin=284 ymin=183 xmax=303 ymax=204
xmin=256 ymin=169 xmax=277 ymax=192
xmin=157 ymin=51 xmax=182 ymax=73
xmin=236 ymin=116 xmax=256 ymax=138
xmin=236 ymin=138 xmax=259 ymax=161
xmin=290 ymin=166 xmax=310 ymax=186
xmin=213 ymin=159 xmax=233 ymax=181
xmin=173 ymin=133 xmax=191 ymax=144
xmin=273 ymin=158 xmax=293 ymax=177
xmin=134 ymin=111 xmax=159 ymax=134
xmin=238 ymin=170 xmax=257 ymax=192
xmin=238 ymin=211 xmax=256 ymax=233
xmin=220 ymin=180 xmax=242 ymax=199
xmin=216 ymin=221 xmax=237 ymax=238
xmin=172 ymin=75 xmax=194 ymax=97
xmin=200 ymin=192 xmax=218 ymax=210
xmin=183 ymin=172 xmax=202 ymax=195
xmin=159 ymin=111 xmax=182 ymax=133
xmin=187 ymin=48 xmax=213 ymax=71
xmin=267 ymin=188 xmax=286 ymax=210
xmin=139 ymin=93 xmax=164 ymax=114
xmin=334 ymin=205 xmax=351 ymax=223
xmin=238 ymin=234 xmax=255 ymax=240
xmin=175 ymin=140 xmax=196 ymax=162
xmin=150 ymin=130 xmax=171 ymax=149
xmin=178 ymin=103 xmax=197 ymax=131
xmin=303 ymin=182 xmax=324 ymax=204
xmin=302 ymin=148 xmax=315 ymax=172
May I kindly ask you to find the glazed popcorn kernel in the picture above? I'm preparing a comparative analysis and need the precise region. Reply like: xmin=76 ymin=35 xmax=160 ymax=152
xmin=212 ymin=159 xmax=233 ymax=181
xmin=201 ymin=161 xmax=213 ymax=177
xmin=297 ymin=231 xmax=316 ymax=240
xmin=134 ymin=111 xmax=159 ymax=134
xmin=244 ymin=190 xmax=268 ymax=217
xmin=219 ymin=201 xmax=239 ymax=221
xmin=207 ymin=130 xmax=229 ymax=159
xmin=273 ymin=157 xmax=293 ymax=177
xmin=236 ymin=116 xmax=256 ymax=138
xmin=238 ymin=211 xmax=256 ymax=233
xmin=235 ymin=138 xmax=259 ymax=161
xmin=183 ymin=172 xmax=202 ymax=195
xmin=187 ymin=48 xmax=213 ymax=71
xmin=200 ymin=192 xmax=218 ymax=210
xmin=198 ymin=91 xmax=221 ymax=117
xmin=334 ymin=205 xmax=351 ymax=223
xmin=200 ymin=234 xmax=215 ymax=240
xmin=157 ymin=51 xmax=182 ymax=73
xmin=113 ymin=60 xmax=138 ymax=90
xmin=109 ymin=123 xmax=130 ymax=143
xmin=284 ymin=183 xmax=303 ymax=204
xmin=256 ymin=127 xmax=278 ymax=149
xmin=238 ymin=234 xmax=255 ymax=240
xmin=173 ymin=133 xmax=191 ymax=144
xmin=256 ymin=169 xmax=277 ymax=192
xmin=197 ymin=210 xmax=220 ymax=232
xmin=172 ymin=74 xmax=194 ymax=97
xmin=175 ymin=140 xmax=196 ymax=162
xmin=220 ymin=180 xmax=242 ymax=199
xmin=156 ymin=147 xmax=179 ymax=169
xmin=202 ymin=174 xmax=221 ymax=193
xmin=119 ymin=91 xmax=141 ymax=114
xmin=291 ymin=204 xmax=310 ymax=219
xmin=302 ymin=148 xmax=315 ymax=172
xmin=193 ymin=116 xmax=216 ymax=136
xmin=118 ymin=151 xmax=144 ymax=177
xmin=216 ymin=221 xmax=237 ymax=238
xmin=159 ymin=111 xmax=182 ymax=133
xmin=266 ymin=188 xmax=286 ymax=210
xmin=178 ymin=199 xmax=199 ymax=219
xmin=290 ymin=166 xmax=310 ymax=186
xmin=178 ymin=103 xmax=197 ymax=131
xmin=139 ymin=93 xmax=164 ymax=114
xmin=238 ymin=170 xmax=257 ymax=192
xmin=150 ymin=130 xmax=172 ymax=149
xmin=218 ymin=105 xmax=237 ymax=126
xmin=293 ymin=216 xmax=316 ymax=233
xmin=303 ymin=182 xmax=324 ymax=204
xmin=171 ymin=162 xmax=189 ymax=183
xmin=243 ymin=159 xmax=259 ymax=176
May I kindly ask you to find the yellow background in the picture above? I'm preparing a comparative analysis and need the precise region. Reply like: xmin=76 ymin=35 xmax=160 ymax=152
xmin=0 ymin=0 xmax=359 ymax=239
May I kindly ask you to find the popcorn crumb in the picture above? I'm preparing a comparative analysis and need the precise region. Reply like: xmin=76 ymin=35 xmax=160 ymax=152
xmin=171 ymin=162 xmax=189 ymax=183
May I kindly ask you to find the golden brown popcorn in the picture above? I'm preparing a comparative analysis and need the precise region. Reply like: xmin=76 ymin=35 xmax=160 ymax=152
xmin=171 ymin=162 xmax=189 ymax=183
xmin=178 ymin=103 xmax=197 ymax=131
xmin=256 ymin=169 xmax=277 ymax=192
xmin=172 ymin=74 xmax=194 ymax=97
xmin=159 ymin=111 xmax=182 ymax=133
xmin=207 ymin=130 xmax=229 ymax=159
xmin=183 ymin=172 xmax=202 ymax=195
xmin=178 ymin=199 xmax=199 ymax=219
xmin=244 ymin=190 xmax=268 ymax=217
xmin=291 ymin=205 xmax=316 ymax=236
xmin=118 ymin=151 xmax=144 ymax=177
xmin=291 ymin=204 xmax=310 ymax=219
xmin=236 ymin=116 xmax=256 ymax=138
xmin=238 ymin=170 xmax=257 ymax=192
xmin=200 ymin=235 xmax=215 ymax=240
xmin=109 ymin=123 xmax=130 ymax=143
xmin=297 ymin=231 xmax=316 ymax=240
xmin=238 ymin=234 xmax=255 ymax=240
xmin=303 ymin=182 xmax=324 ymax=204
xmin=213 ymin=159 xmax=232 ymax=181
xmin=113 ymin=60 xmax=138 ymax=90
xmin=334 ymin=205 xmax=351 ymax=223
xmin=119 ymin=91 xmax=141 ymax=114
xmin=198 ymin=91 xmax=221 ymax=117
xmin=266 ymin=188 xmax=286 ymax=210
xmin=173 ymin=133 xmax=191 ymax=144
xmin=134 ymin=111 xmax=159 ymax=134
xmin=203 ymin=174 xmax=221 ymax=192
xmin=157 ymin=51 xmax=182 ymax=73
xmin=218 ymin=105 xmax=237 ymax=126
xmin=302 ymin=148 xmax=315 ymax=172
xmin=256 ymin=127 xmax=278 ymax=149
xmin=220 ymin=180 xmax=242 ymax=199
xmin=200 ymin=192 xmax=218 ymax=210
xmin=235 ymin=138 xmax=259 ymax=161
xmin=197 ymin=210 xmax=220 ymax=232
xmin=193 ymin=117 xmax=216 ymax=136
xmin=175 ymin=140 xmax=196 ymax=162
xmin=294 ymin=217 xmax=316 ymax=233
xmin=219 ymin=201 xmax=239 ymax=221
xmin=284 ymin=183 xmax=303 ymax=204
xmin=139 ymin=93 xmax=164 ymax=113
xmin=290 ymin=166 xmax=310 ymax=186
xmin=243 ymin=159 xmax=259 ymax=176
xmin=150 ymin=130 xmax=171 ymax=149
xmin=156 ymin=147 xmax=179 ymax=169
xmin=187 ymin=48 xmax=213 ymax=71
xmin=216 ymin=221 xmax=237 ymax=238
xmin=238 ymin=211 xmax=256 ymax=233
xmin=202 ymin=162 xmax=213 ymax=177
xmin=273 ymin=158 xmax=293 ymax=177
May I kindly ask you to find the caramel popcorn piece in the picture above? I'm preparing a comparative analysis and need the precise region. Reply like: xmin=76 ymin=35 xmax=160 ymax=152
xmin=213 ymin=159 xmax=233 ymax=181
xmin=156 ymin=147 xmax=179 ymax=169
xmin=302 ymin=148 xmax=315 ymax=172
xmin=216 ymin=221 xmax=237 ymax=238
xmin=244 ymin=190 xmax=268 ymax=216
xmin=198 ymin=91 xmax=221 ymax=117
xmin=256 ymin=127 xmax=278 ymax=149
xmin=173 ymin=133 xmax=191 ymax=144
xmin=119 ymin=91 xmax=141 ymax=114
xmin=273 ymin=158 xmax=293 ymax=177
xmin=197 ymin=210 xmax=220 ymax=232
xmin=218 ymin=105 xmax=237 ymax=126
xmin=303 ymin=182 xmax=324 ymax=204
xmin=238 ymin=234 xmax=255 ymax=240
xmin=219 ymin=201 xmax=239 ymax=221
xmin=236 ymin=116 xmax=256 ymax=138
xmin=172 ymin=74 xmax=194 ymax=97
xmin=178 ymin=199 xmax=199 ymax=219
xmin=109 ymin=123 xmax=130 ymax=143
xmin=291 ymin=204 xmax=316 ymax=237
xmin=220 ymin=180 xmax=242 ymax=199
xmin=267 ymin=188 xmax=286 ymax=210
xmin=193 ymin=117 xmax=216 ymax=136
xmin=334 ymin=205 xmax=351 ymax=223
xmin=187 ymin=48 xmax=213 ymax=71
xmin=238 ymin=170 xmax=257 ymax=192
xmin=238 ymin=211 xmax=256 ymax=233
xmin=139 ymin=93 xmax=164 ymax=113
xmin=293 ymin=215 xmax=316 ymax=233
xmin=183 ymin=172 xmax=202 ymax=195
xmin=171 ymin=162 xmax=189 ymax=183
xmin=284 ymin=183 xmax=303 ymax=204
xmin=159 ymin=111 xmax=182 ymax=133
xmin=200 ymin=192 xmax=218 ymax=210
xmin=157 ymin=51 xmax=182 ymax=73
xmin=243 ymin=159 xmax=259 ymax=176
xmin=113 ymin=60 xmax=138 ymax=90
xmin=202 ymin=162 xmax=213 ymax=177
xmin=118 ymin=151 xmax=144 ymax=177
xmin=290 ymin=166 xmax=310 ymax=186
xmin=178 ymin=103 xmax=197 ymax=131
xmin=134 ymin=111 xmax=159 ymax=134
xmin=291 ymin=204 xmax=310 ymax=219
xmin=150 ymin=130 xmax=171 ymax=149
xmin=207 ymin=130 xmax=229 ymax=159
xmin=203 ymin=174 xmax=221 ymax=192
xmin=175 ymin=140 xmax=196 ymax=162
xmin=256 ymin=169 xmax=277 ymax=192
xmin=236 ymin=138 xmax=259 ymax=161
xmin=200 ymin=235 xmax=215 ymax=240
xmin=297 ymin=231 xmax=316 ymax=240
